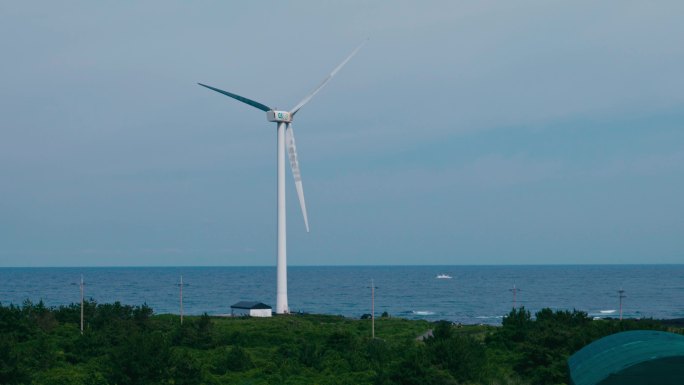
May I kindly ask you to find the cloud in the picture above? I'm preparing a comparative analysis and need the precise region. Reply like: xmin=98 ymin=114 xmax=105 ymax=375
xmin=586 ymin=151 xmax=684 ymax=178
xmin=1 ymin=1 xmax=683 ymax=265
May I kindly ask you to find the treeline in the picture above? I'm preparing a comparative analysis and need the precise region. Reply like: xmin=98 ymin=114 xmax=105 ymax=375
xmin=0 ymin=300 xmax=678 ymax=385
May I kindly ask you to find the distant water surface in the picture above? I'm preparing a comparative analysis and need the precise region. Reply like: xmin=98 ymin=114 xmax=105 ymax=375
xmin=1 ymin=265 xmax=682 ymax=325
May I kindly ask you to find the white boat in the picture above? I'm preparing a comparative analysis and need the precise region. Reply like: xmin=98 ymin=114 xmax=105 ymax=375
xmin=436 ymin=274 xmax=452 ymax=279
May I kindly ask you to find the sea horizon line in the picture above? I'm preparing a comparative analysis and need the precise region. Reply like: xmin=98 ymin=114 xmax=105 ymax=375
xmin=1 ymin=263 xmax=682 ymax=269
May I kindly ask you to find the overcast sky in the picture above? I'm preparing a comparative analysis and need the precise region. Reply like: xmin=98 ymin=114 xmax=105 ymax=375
xmin=1 ymin=1 xmax=683 ymax=266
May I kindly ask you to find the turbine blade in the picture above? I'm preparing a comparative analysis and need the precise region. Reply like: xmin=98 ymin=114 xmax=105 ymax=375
xmin=198 ymin=83 xmax=272 ymax=112
xmin=290 ymin=39 xmax=367 ymax=116
xmin=286 ymin=123 xmax=310 ymax=232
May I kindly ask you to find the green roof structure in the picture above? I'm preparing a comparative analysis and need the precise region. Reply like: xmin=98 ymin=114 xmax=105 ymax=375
xmin=568 ymin=330 xmax=684 ymax=385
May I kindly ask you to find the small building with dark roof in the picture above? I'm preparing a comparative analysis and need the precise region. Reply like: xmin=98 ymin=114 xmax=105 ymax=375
xmin=568 ymin=330 xmax=684 ymax=385
xmin=230 ymin=301 xmax=272 ymax=317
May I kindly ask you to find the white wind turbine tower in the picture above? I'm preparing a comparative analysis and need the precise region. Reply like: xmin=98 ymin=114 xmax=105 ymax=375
xmin=199 ymin=41 xmax=365 ymax=314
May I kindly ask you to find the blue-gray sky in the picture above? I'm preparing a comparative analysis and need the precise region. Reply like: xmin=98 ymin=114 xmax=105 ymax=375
xmin=1 ymin=1 xmax=682 ymax=266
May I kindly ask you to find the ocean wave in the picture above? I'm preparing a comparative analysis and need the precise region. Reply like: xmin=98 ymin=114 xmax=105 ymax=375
xmin=412 ymin=310 xmax=435 ymax=316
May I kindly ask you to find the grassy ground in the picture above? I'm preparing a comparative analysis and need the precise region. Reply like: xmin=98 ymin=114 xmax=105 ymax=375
xmin=3 ymin=301 xmax=681 ymax=385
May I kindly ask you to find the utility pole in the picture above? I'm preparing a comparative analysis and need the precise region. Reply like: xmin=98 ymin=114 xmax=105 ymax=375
xmin=372 ymin=279 xmax=375 ymax=339
xmin=80 ymin=275 xmax=85 ymax=335
xmin=368 ymin=279 xmax=378 ymax=339
xmin=618 ymin=288 xmax=626 ymax=321
xmin=509 ymin=284 xmax=521 ymax=309
xmin=177 ymin=275 xmax=187 ymax=324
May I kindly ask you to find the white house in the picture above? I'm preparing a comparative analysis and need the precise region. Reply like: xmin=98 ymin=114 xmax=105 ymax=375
xmin=230 ymin=301 xmax=273 ymax=317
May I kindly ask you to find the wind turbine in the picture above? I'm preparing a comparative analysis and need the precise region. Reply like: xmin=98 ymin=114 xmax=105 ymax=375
xmin=198 ymin=41 xmax=365 ymax=314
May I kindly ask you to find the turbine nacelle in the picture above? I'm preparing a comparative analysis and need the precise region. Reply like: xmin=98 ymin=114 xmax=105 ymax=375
xmin=267 ymin=110 xmax=293 ymax=123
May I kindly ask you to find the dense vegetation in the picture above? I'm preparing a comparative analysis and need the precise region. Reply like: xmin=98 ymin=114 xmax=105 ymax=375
xmin=0 ymin=300 xmax=680 ymax=385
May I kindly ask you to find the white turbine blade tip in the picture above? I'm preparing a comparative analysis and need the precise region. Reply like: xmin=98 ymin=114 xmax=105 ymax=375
xmin=285 ymin=124 xmax=310 ymax=232
xmin=290 ymin=39 xmax=367 ymax=115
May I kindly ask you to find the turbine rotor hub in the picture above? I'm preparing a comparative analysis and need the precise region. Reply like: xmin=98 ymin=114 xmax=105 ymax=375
xmin=267 ymin=110 xmax=292 ymax=123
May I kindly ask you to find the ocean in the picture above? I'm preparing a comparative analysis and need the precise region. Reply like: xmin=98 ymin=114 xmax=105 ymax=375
xmin=1 ymin=265 xmax=682 ymax=325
